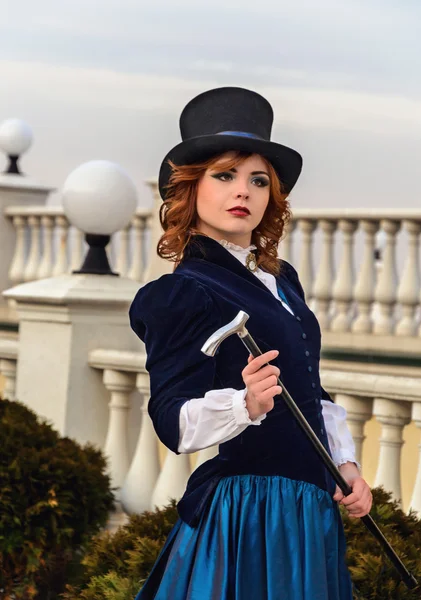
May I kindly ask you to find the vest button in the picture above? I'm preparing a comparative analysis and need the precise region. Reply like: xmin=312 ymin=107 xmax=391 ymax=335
xmin=296 ymin=316 xmax=302 ymax=322
xmin=308 ymin=366 xmax=312 ymax=372
xmin=302 ymin=333 xmax=307 ymax=340
xmin=311 ymin=382 xmax=316 ymax=389
xmin=305 ymin=350 xmax=310 ymax=357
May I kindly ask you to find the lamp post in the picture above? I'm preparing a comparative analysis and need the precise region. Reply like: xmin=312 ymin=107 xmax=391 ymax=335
xmin=0 ymin=119 xmax=33 ymax=175
xmin=62 ymin=160 xmax=138 ymax=276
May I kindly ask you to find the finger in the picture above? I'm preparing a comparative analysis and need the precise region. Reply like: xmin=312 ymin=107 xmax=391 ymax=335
xmin=244 ymin=350 xmax=279 ymax=374
xmin=333 ymin=486 xmax=344 ymax=502
xmin=246 ymin=365 xmax=280 ymax=385
xmin=253 ymin=377 xmax=281 ymax=396
xmin=341 ymin=485 xmax=372 ymax=511
xmin=257 ymin=386 xmax=283 ymax=404
xmin=340 ymin=479 xmax=366 ymax=506
xmin=345 ymin=489 xmax=372 ymax=513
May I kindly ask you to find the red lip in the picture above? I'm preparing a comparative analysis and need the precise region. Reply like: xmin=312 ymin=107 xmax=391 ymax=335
xmin=227 ymin=206 xmax=251 ymax=215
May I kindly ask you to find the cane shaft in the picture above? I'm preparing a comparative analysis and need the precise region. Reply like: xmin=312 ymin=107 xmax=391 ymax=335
xmin=240 ymin=332 xmax=418 ymax=590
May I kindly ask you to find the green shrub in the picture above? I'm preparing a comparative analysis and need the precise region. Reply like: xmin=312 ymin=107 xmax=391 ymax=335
xmin=0 ymin=398 xmax=114 ymax=599
xmin=344 ymin=488 xmax=421 ymax=599
xmin=62 ymin=502 xmax=178 ymax=600
xmin=63 ymin=489 xmax=420 ymax=600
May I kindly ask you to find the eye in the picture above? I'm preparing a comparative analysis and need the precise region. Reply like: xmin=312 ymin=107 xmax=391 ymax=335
xmin=211 ymin=172 xmax=233 ymax=182
xmin=251 ymin=176 xmax=269 ymax=188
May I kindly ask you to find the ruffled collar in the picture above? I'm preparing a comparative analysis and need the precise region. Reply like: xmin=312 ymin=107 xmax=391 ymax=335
xmin=219 ymin=239 xmax=257 ymax=254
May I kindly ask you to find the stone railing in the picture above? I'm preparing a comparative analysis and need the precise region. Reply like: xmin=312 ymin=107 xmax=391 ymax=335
xmin=283 ymin=209 xmax=421 ymax=341
xmin=5 ymin=206 xmax=421 ymax=342
xmin=4 ymin=205 xmax=152 ymax=286
xmin=88 ymin=349 xmax=217 ymax=529
xmin=84 ymin=348 xmax=421 ymax=529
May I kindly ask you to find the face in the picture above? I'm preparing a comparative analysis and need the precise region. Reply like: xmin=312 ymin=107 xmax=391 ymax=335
xmin=195 ymin=152 xmax=271 ymax=248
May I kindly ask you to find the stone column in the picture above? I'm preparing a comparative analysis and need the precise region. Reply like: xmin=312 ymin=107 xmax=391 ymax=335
xmin=373 ymin=398 xmax=411 ymax=505
xmin=409 ymin=403 xmax=421 ymax=515
xmin=121 ymin=371 xmax=161 ymax=514
xmin=3 ymin=273 xmax=140 ymax=448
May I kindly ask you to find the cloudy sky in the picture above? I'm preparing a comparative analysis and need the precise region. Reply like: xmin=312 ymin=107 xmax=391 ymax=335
xmin=1 ymin=0 xmax=420 ymax=208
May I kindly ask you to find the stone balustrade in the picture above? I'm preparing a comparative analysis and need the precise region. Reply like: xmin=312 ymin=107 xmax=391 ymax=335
xmin=82 ymin=348 xmax=421 ymax=529
xmin=4 ymin=205 xmax=152 ymax=286
xmin=5 ymin=205 xmax=421 ymax=344
xmin=88 ymin=348 xmax=218 ymax=528
xmin=284 ymin=209 xmax=421 ymax=341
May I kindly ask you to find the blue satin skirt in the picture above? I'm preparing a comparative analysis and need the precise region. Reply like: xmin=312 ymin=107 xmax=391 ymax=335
xmin=135 ymin=474 xmax=353 ymax=600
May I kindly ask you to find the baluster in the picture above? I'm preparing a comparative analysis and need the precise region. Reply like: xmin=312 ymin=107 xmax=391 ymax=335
xmin=121 ymin=371 xmax=160 ymax=514
xmin=409 ymin=402 xmax=421 ymax=515
xmin=334 ymin=394 xmax=373 ymax=465
xmin=70 ymin=228 xmax=84 ymax=272
xmin=116 ymin=224 xmax=131 ymax=277
xmin=52 ymin=215 xmax=69 ymax=276
xmin=0 ymin=359 xmax=17 ymax=401
xmin=352 ymin=219 xmax=379 ymax=334
xmin=128 ymin=215 xmax=147 ymax=282
xmin=37 ymin=215 xmax=54 ymax=279
xmin=23 ymin=216 xmax=41 ymax=282
xmin=103 ymin=369 xmax=136 ymax=530
xmin=313 ymin=219 xmax=336 ymax=330
xmin=151 ymin=449 xmax=191 ymax=510
xmin=373 ymin=398 xmax=411 ymax=505
xmin=297 ymin=219 xmax=316 ymax=300
xmin=8 ymin=216 xmax=27 ymax=284
xmin=373 ymin=220 xmax=400 ymax=335
xmin=279 ymin=219 xmax=296 ymax=263
xmin=331 ymin=219 xmax=358 ymax=332
xmin=396 ymin=220 xmax=421 ymax=336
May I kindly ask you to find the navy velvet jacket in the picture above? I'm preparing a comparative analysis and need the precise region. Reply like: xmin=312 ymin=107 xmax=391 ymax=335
xmin=129 ymin=235 xmax=335 ymax=526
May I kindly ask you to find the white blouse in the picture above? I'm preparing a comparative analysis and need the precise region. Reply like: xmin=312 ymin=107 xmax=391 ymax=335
xmin=178 ymin=240 xmax=358 ymax=469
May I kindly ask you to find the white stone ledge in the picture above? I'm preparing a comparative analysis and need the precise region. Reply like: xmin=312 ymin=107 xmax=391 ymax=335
xmin=322 ymin=331 xmax=421 ymax=356
xmin=0 ymin=338 xmax=18 ymax=360
xmin=5 ymin=205 xmax=152 ymax=218
xmin=292 ymin=208 xmax=421 ymax=221
xmin=321 ymin=369 xmax=421 ymax=403
xmin=321 ymin=358 xmax=421 ymax=379
xmin=89 ymin=348 xmax=146 ymax=373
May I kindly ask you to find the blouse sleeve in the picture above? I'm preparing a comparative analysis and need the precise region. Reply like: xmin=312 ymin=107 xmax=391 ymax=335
xmin=178 ymin=388 xmax=266 ymax=453
xmin=129 ymin=273 xmax=226 ymax=454
xmin=321 ymin=400 xmax=360 ymax=470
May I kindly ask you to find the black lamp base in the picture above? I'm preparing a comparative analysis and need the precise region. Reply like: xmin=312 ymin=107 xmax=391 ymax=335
xmin=73 ymin=233 xmax=119 ymax=276
xmin=4 ymin=155 xmax=22 ymax=175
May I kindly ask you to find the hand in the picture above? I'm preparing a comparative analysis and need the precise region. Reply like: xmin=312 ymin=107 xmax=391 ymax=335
xmin=333 ymin=462 xmax=373 ymax=518
xmin=242 ymin=350 xmax=282 ymax=421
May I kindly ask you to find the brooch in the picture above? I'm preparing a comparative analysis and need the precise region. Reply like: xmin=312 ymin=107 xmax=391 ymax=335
xmin=245 ymin=251 xmax=258 ymax=272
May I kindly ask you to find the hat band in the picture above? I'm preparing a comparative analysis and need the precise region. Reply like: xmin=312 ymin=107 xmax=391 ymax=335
xmin=216 ymin=131 xmax=264 ymax=140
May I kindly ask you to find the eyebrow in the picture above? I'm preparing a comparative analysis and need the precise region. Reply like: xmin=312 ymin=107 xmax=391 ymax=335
xmin=216 ymin=167 xmax=269 ymax=177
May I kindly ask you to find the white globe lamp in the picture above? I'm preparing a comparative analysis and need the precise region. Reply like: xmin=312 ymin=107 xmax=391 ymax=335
xmin=62 ymin=160 xmax=138 ymax=275
xmin=0 ymin=119 xmax=33 ymax=175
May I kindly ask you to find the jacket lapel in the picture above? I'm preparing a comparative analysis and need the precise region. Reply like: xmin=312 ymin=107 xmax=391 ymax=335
xmin=181 ymin=234 xmax=275 ymax=296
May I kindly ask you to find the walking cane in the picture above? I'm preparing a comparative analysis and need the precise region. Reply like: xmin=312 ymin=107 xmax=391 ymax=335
xmin=201 ymin=310 xmax=418 ymax=590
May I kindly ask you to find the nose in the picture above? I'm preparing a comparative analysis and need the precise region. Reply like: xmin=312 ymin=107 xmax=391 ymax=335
xmin=234 ymin=181 xmax=250 ymax=200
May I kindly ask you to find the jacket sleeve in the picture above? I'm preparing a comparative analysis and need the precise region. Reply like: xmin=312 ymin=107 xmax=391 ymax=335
xmin=129 ymin=273 xmax=223 ymax=454
xmin=280 ymin=259 xmax=334 ymax=404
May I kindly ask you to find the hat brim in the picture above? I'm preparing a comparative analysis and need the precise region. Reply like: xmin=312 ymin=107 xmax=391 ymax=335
xmin=158 ymin=134 xmax=303 ymax=200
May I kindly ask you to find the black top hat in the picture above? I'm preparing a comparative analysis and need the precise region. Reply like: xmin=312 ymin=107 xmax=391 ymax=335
xmin=158 ymin=86 xmax=302 ymax=200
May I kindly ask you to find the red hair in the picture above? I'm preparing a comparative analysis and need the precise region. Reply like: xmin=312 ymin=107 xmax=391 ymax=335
xmin=157 ymin=152 xmax=291 ymax=276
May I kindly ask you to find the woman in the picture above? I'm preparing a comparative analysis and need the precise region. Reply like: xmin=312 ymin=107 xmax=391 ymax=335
xmin=130 ymin=86 xmax=372 ymax=600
